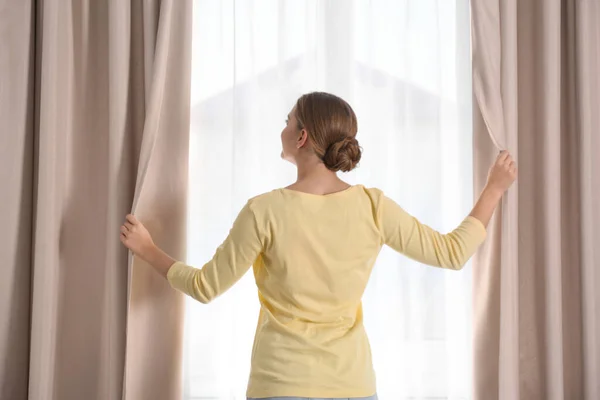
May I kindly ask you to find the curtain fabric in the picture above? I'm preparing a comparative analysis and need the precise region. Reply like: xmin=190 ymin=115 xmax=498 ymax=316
xmin=184 ymin=1 xmax=473 ymax=399
xmin=0 ymin=1 xmax=192 ymax=399
xmin=471 ymin=1 xmax=600 ymax=399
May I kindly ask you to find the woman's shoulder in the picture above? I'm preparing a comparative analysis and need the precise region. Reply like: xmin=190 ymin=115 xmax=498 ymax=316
xmin=241 ymin=185 xmax=388 ymax=226
xmin=349 ymin=184 xmax=385 ymax=200
xmin=357 ymin=185 xmax=383 ymax=195
xmin=244 ymin=189 xmax=287 ymax=211
xmin=247 ymin=185 xmax=385 ymax=204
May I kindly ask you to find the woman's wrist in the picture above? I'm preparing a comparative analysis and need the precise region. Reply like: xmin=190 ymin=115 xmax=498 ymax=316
xmin=143 ymin=244 xmax=177 ymax=278
xmin=138 ymin=242 xmax=158 ymax=263
xmin=469 ymin=184 xmax=505 ymax=228
xmin=482 ymin=184 xmax=504 ymax=202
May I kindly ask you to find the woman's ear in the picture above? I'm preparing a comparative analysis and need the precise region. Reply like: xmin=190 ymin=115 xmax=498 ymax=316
xmin=297 ymin=129 xmax=309 ymax=149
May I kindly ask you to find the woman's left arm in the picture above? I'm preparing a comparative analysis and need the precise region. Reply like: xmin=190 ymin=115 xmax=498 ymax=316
xmin=120 ymin=202 xmax=263 ymax=303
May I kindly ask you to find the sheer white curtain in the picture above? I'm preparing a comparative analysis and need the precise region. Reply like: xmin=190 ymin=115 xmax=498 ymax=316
xmin=184 ymin=1 xmax=473 ymax=399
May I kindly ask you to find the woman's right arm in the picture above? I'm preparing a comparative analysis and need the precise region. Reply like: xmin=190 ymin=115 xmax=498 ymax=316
xmin=380 ymin=151 xmax=517 ymax=270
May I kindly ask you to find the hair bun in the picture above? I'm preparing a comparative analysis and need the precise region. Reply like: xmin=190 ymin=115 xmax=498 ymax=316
xmin=322 ymin=136 xmax=362 ymax=172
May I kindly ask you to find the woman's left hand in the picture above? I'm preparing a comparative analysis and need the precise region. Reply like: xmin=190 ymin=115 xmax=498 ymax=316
xmin=120 ymin=214 xmax=155 ymax=259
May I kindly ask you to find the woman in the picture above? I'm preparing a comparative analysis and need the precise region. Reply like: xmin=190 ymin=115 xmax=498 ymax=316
xmin=120 ymin=92 xmax=517 ymax=400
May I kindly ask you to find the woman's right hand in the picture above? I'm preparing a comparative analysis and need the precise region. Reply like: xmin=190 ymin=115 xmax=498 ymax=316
xmin=486 ymin=150 xmax=518 ymax=194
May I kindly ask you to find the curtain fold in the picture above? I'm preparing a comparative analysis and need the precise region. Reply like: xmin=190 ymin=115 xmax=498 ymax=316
xmin=471 ymin=1 xmax=600 ymax=399
xmin=0 ymin=1 xmax=192 ymax=399
xmin=0 ymin=1 xmax=35 ymax=399
xmin=124 ymin=0 xmax=192 ymax=398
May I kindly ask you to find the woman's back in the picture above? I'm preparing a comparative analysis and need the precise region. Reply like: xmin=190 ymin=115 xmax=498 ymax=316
xmin=258 ymin=186 xmax=381 ymax=318
xmin=248 ymin=185 xmax=382 ymax=398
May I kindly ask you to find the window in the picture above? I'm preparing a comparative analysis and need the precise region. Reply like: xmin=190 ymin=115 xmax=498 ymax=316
xmin=185 ymin=1 xmax=473 ymax=399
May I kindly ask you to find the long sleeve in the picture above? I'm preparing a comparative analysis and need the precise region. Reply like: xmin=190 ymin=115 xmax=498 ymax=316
xmin=379 ymin=195 xmax=487 ymax=270
xmin=167 ymin=201 xmax=263 ymax=303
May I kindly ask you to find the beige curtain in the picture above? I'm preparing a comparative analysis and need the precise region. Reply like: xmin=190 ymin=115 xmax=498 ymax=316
xmin=0 ymin=1 xmax=192 ymax=399
xmin=471 ymin=1 xmax=600 ymax=399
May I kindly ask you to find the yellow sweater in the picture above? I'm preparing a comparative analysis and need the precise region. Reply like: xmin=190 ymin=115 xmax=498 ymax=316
xmin=167 ymin=185 xmax=487 ymax=398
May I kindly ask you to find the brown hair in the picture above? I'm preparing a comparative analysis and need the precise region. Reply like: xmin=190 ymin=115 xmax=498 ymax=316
xmin=295 ymin=92 xmax=362 ymax=172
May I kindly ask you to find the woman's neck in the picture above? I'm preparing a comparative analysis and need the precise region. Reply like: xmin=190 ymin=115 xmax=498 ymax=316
xmin=296 ymin=159 xmax=333 ymax=181
xmin=289 ymin=159 xmax=350 ymax=195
